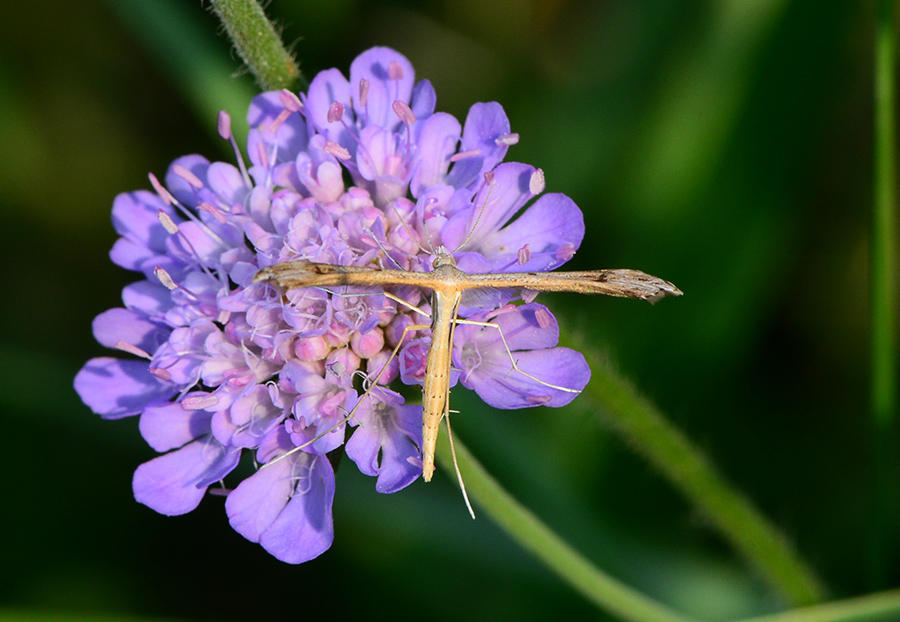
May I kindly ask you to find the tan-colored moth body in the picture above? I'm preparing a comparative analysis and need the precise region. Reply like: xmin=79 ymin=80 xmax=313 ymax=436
xmin=254 ymin=248 xmax=681 ymax=482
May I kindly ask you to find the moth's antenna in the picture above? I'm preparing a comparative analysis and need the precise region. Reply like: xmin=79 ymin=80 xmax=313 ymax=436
xmin=450 ymin=171 xmax=496 ymax=255
xmin=386 ymin=198 xmax=434 ymax=256
xmin=368 ymin=230 xmax=405 ymax=270
xmin=262 ymin=410 xmax=355 ymax=467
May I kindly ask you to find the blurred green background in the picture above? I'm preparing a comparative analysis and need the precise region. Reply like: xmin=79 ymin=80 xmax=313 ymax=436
xmin=0 ymin=0 xmax=892 ymax=620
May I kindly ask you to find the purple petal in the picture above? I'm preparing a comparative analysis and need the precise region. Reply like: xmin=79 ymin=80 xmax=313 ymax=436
xmin=139 ymin=400 xmax=213 ymax=452
xmin=445 ymin=102 xmax=511 ymax=190
xmin=226 ymin=452 xmax=335 ymax=564
xmin=410 ymin=79 xmax=436 ymax=121
xmin=226 ymin=453 xmax=293 ymax=541
xmin=305 ymin=68 xmax=352 ymax=145
xmin=92 ymin=308 xmax=168 ymax=354
xmin=477 ymin=193 xmax=585 ymax=271
xmin=452 ymin=304 xmax=590 ymax=409
xmin=442 ymin=162 xmax=534 ymax=252
xmin=122 ymin=281 xmax=174 ymax=319
xmin=109 ymin=191 xmax=179 ymax=272
xmin=75 ymin=357 xmax=175 ymax=419
xmin=228 ymin=385 xmax=285 ymax=448
xmin=206 ymin=162 xmax=249 ymax=206
xmin=109 ymin=237 xmax=156 ymax=273
xmin=346 ymin=396 xmax=422 ymax=493
xmin=165 ymin=155 xmax=210 ymax=208
xmin=295 ymin=136 xmax=346 ymax=203
xmin=456 ymin=303 xmax=561 ymax=352
xmin=259 ymin=454 xmax=335 ymax=563
xmin=170 ymin=220 xmax=231 ymax=267
xmin=410 ymin=113 xmax=461 ymax=197
xmin=462 ymin=347 xmax=590 ymax=409
xmin=133 ymin=437 xmax=240 ymax=515
xmin=246 ymin=91 xmax=311 ymax=165
xmin=356 ymin=125 xmax=397 ymax=182
xmin=111 ymin=190 xmax=174 ymax=253
xmin=349 ymin=47 xmax=415 ymax=131
xmin=346 ymin=419 xmax=381 ymax=475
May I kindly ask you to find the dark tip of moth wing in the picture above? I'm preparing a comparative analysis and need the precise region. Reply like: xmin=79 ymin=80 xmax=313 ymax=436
xmin=596 ymin=269 xmax=682 ymax=303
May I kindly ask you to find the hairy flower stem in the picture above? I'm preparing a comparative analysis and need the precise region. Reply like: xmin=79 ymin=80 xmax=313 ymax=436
xmin=209 ymin=0 xmax=305 ymax=91
xmin=564 ymin=337 xmax=826 ymax=606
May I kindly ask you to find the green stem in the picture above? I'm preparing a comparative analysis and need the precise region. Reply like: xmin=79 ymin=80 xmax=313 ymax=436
xmin=209 ymin=0 xmax=305 ymax=91
xmin=869 ymin=0 xmax=898 ymax=586
xmin=733 ymin=589 xmax=900 ymax=622
xmin=434 ymin=433 xmax=699 ymax=622
xmin=565 ymin=338 xmax=826 ymax=606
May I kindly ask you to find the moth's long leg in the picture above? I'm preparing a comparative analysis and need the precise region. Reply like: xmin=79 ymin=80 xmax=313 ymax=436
xmin=259 ymin=287 xmax=426 ymax=468
xmin=454 ymin=318 xmax=581 ymax=394
xmin=382 ymin=292 xmax=430 ymax=319
xmin=260 ymin=409 xmax=358 ymax=468
xmin=261 ymin=318 xmax=430 ymax=470
xmin=440 ymin=295 xmax=475 ymax=518
xmin=442 ymin=409 xmax=475 ymax=519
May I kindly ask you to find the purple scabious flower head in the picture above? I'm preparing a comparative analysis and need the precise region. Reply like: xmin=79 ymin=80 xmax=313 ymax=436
xmin=75 ymin=46 xmax=590 ymax=564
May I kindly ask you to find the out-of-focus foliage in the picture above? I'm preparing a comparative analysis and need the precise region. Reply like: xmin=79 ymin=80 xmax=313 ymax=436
xmin=0 ymin=1 xmax=892 ymax=621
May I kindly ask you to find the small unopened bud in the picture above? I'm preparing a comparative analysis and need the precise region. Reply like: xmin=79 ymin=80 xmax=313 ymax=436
xmin=350 ymin=328 xmax=385 ymax=359
xmin=326 ymin=347 xmax=361 ymax=375
xmin=295 ymin=336 xmax=330 ymax=362
xmin=366 ymin=349 xmax=399 ymax=385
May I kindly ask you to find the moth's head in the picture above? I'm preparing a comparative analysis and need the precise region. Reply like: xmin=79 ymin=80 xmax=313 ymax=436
xmin=431 ymin=246 xmax=455 ymax=269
